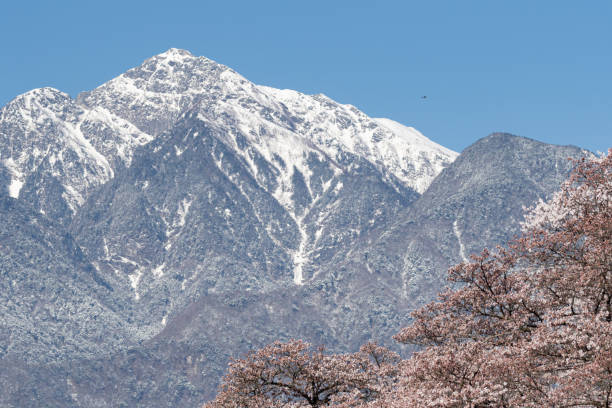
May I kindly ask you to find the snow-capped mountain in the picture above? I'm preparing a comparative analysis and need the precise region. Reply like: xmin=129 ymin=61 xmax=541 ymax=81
xmin=1 ymin=48 xmax=457 ymax=294
xmin=70 ymin=49 xmax=456 ymax=294
xmin=1 ymin=48 xmax=455 ymax=230
xmin=78 ymin=48 xmax=457 ymax=194
xmin=0 ymin=49 xmax=459 ymax=405
xmin=0 ymin=49 xmax=587 ymax=407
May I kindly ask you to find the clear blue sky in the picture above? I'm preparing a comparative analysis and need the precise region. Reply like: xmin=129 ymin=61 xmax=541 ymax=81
xmin=2 ymin=1 xmax=610 ymax=153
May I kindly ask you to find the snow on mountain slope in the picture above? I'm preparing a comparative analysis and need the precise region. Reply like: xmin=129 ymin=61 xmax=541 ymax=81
xmin=0 ymin=88 xmax=112 ymax=206
xmin=71 ymin=50 xmax=457 ymax=296
xmin=1 ymin=48 xmax=456 ymax=224
xmin=0 ymin=48 xmax=457 ymax=294
xmin=373 ymin=117 xmax=458 ymax=193
xmin=79 ymin=49 xmax=457 ymax=195
xmin=0 ymin=87 xmax=151 ymax=218
xmin=258 ymin=87 xmax=459 ymax=193
xmin=77 ymin=48 xmax=232 ymax=136
xmin=0 ymin=49 xmax=458 ymax=296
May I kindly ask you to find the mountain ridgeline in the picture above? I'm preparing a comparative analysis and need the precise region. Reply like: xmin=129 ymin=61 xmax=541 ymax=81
xmin=0 ymin=49 xmax=587 ymax=407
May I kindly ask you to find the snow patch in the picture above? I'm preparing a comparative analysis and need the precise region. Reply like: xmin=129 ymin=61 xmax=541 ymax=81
xmin=453 ymin=219 xmax=468 ymax=262
xmin=8 ymin=179 xmax=23 ymax=198
xmin=177 ymin=197 xmax=192 ymax=228
xmin=128 ymin=267 xmax=144 ymax=300
xmin=153 ymin=263 xmax=166 ymax=278
xmin=373 ymin=118 xmax=459 ymax=193
xmin=3 ymin=158 xmax=24 ymax=198
xmin=62 ymin=184 xmax=85 ymax=212
xmin=103 ymin=238 xmax=110 ymax=259
xmin=66 ymin=378 xmax=79 ymax=402
xmin=292 ymin=216 xmax=308 ymax=285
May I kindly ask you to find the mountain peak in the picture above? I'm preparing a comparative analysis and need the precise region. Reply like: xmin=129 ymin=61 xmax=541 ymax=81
xmin=158 ymin=48 xmax=194 ymax=58
xmin=22 ymin=86 xmax=66 ymax=97
xmin=469 ymin=132 xmax=556 ymax=153
xmin=76 ymin=50 xmax=232 ymax=135
xmin=10 ymin=87 xmax=71 ymax=106
xmin=83 ymin=48 xmax=229 ymax=99
xmin=147 ymin=47 xmax=221 ymax=69
xmin=1 ymin=87 xmax=74 ymax=130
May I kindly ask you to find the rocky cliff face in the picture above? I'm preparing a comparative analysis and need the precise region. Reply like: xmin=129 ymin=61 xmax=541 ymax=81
xmin=0 ymin=49 xmax=590 ymax=407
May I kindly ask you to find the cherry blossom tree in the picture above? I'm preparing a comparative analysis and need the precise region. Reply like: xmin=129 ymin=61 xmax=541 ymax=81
xmin=204 ymin=339 xmax=399 ymax=408
xmin=386 ymin=150 xmax=612 ymax=407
